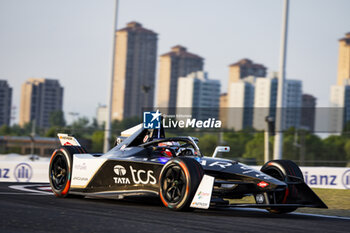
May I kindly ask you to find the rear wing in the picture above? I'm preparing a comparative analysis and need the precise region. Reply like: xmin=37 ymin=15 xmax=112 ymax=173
xmin=57 ymin=133 xmax=81 ymax=146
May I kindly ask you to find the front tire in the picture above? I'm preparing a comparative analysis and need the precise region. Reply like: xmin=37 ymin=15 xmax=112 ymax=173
xmin=159 ymin=157 xmax=204 ymax=211
xmin=261 ymin=160 xmax=304 ymax=214
xmin=49 ymin=146 xmax=86 ymax=197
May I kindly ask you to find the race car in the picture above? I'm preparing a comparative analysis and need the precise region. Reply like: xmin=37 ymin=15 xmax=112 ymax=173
xmin=49 ymin=123 xmax=327 ymax=213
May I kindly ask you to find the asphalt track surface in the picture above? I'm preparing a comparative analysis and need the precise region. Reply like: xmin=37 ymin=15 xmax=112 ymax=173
xmin=0 ymin=183 xmax=349 ymax=233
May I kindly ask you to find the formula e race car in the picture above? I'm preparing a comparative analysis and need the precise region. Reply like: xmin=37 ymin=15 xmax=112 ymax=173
xmin=49 ymin=124 xmax=327 ymax=213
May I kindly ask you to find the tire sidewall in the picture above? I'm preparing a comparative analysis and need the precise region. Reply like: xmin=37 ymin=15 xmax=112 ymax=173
xmin=159 ymin=157 xmax=203 ymax=210
xmin=49 ymin=148 xmax=72 ymax=197
xmin=260 ymin=160 xmax=303 ymax=214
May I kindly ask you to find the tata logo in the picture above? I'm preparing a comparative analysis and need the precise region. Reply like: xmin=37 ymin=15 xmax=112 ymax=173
xmin=114 ymin=165 xmax=126 ymax=176
xmin=143 ymin=110 xmax=161 ymax=129
xmin=14 ymin=163 xmax=32 ymax=182
xmin=130 ymin=166 xmax=156 ymax=185
xmin=113 ymin=165 xmax=130 ymax=184
xmin=342 ymin=169 xmax=350 ymax=189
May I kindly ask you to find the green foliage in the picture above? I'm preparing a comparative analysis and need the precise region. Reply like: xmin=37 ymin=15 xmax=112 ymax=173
xmin=0 ymin=124 xmax=31 ymax=136
xmin=69 ymin=117 xmax=91 ymax=138
xmin=91 ymin=130 xmax=104 ymax=152
xmin=49 ymin=111 xmax=66 ymax=127
xmin=111 ymin=116 xmax=142 ymax=140
xmin=223 ymin=130 xmax=254 ymax=158
xmin=45 ymin=127 xmax=59 ymax=137
xmin=243 ymin=133 xmax=267 ymax=161
xmin=197 ymin=134 xmax=218 ymax=157
xmin=0 ymin=125 xmax=11 ymax=135
xmin=344 ymin=140 xmax=350 ymax=161
xmin=282 ymin=130 xmax=299 ymax=161
xmin=322 ymin=135 xmax=347 ymax=165
xmin=112 ymin=117 xmax=141 ymax=133
xmin=10 ymin=124 xmax=24 ymax=136
xmin=71 ymin=117 xmax=90 ymax=129
xmin=304 ymin=133 xmax=324 ymax=163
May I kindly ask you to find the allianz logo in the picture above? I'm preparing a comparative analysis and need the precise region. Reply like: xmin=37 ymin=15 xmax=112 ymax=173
xmin=112 ymin=165 xmax=156 ymax=185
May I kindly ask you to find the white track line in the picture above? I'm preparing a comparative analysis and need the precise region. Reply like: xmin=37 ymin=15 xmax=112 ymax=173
xmin=37 ymin=186 xmax=52 ymax=191
xmin=8 ymin=184 xmax=52 ymax=195
xmin=0 ymin=192 xmax=50 ymax=195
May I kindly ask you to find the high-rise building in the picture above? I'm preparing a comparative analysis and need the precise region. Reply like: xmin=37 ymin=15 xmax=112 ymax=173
xmin=111 ymin=22 xmax=158 ymax=120
xmin=337 ymin=32 xmax=350 ymax=85
xmin=156 ymin=45 xmax=203 ymax=114
xmin=226 ymin=76 xmax=255 ymax=130
xmin=329 ymin=32 xmax=350 ymax=133
xmin=0 ymin=80 xmax=12 ymax=126
xmin=96 ymin=104 xmax=107 ymax=127
xmin=329 ymin=84 xmax=350 ymax=133
xmin=282 ymin=80 xmax=303 ymax=130
xmin=228 ymin=58 xmax=266 ymax=84
xmin=253 ymin=76 xmax=278 ymax=130
xmin=19 ymin=78 xmax=63 ymax=128
xmin=301 ymin=94 xmax=317 ymax=132
xmin=176 ymin=71 xmax=220 ymax=120
xmin=252 ymin=75 xmax=302 ymax=131
xmin=226 ymin=59 xmax=266 ymax=130
xmin=219 ymin=93 xmax=228 ymax=128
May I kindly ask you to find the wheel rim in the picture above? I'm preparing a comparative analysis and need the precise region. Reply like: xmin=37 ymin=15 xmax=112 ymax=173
xmin=50 ymin=154 xmax=68 ymax=190
xmin=161 ymin=165 xmax=187 ymax=204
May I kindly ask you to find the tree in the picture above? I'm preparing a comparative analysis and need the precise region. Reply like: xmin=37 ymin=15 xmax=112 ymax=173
xmin=281 ymin=130 xmax=299 ymax=161
xmin=49 ymin=111 xmax=66 ymax=127
xmin=10 ymin=124 xmax=24 ymax=136
xmin=197 ymin=134 xmax=218 ymax=157
xmin=0 ymin=125 xmax=11 ymax=135
xmin=303 ymin=133 xmax=324 ymax=165
xmin=223 ymin=130 xmax=254 ymax=158
xmin=243 ymin=132 xmax=267 ymax=162
xmin=344 ymin=139 xmax=350 ymax=161
xmin=322 ymin=135 xmax=347 ymax=166
xmin=45 ymin=127 xmax=58 ymax=137
xmin=91 ymin=130 xmax=104 ymax=152
xmin=70 ymin=117 xmax=90 ymax=138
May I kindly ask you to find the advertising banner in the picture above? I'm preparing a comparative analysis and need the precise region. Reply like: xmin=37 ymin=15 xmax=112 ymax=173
xmin=0 ymin=159 xmax=349 ymax=189
xmin=0 ymin=160 xmax=49 ymax=183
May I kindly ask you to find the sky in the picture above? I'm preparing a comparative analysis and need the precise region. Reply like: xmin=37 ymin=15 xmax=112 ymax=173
xmin=0 ymin=0 xmax=350 ymax=124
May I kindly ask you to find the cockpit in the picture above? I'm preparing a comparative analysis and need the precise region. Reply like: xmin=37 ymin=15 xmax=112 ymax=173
xmin=112 ymin=124 xmax=202 ymax=157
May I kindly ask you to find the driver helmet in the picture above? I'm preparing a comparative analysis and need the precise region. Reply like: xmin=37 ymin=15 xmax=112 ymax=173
xmin=158 ymin=141 xmax=180 ymax=147
xmin=158 ymin=141 xmax=180 ymax=157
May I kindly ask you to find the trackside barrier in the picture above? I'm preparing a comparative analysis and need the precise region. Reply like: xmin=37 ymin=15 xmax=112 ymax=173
xmin=0 ymin=159 xmax=49 ymax=183
xmin=0 ymin=157 xmax=350 ymax=189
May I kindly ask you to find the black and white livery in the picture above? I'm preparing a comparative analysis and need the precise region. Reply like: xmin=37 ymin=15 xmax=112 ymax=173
xmin=49 ymin=124 xmax=327 ymax=213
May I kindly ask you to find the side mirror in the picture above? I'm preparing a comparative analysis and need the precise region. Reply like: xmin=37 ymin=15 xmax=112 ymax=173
xmin=212 ymin=146 xmax=230 ymax=158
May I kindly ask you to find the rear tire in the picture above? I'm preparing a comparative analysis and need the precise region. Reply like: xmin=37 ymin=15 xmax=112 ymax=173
xmin=261 ymin=160 xmax=304 ymax=214
xmin=159 ymin=157 xmax=204 ymax=211
xmin=49 ymin=146 xmax=86 ymax=197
